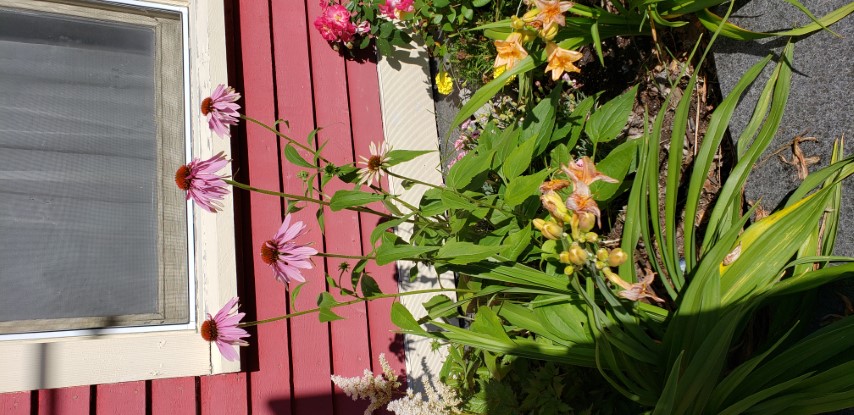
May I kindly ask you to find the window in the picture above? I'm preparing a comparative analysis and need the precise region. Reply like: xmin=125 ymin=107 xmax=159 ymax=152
xmin=0 ymin=0 xmax=237 ymax=392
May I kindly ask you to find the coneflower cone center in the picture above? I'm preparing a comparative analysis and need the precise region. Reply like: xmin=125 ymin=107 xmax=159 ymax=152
xmin=200 ymin=319 xmax=217 ymax=342
xmin=200 ymin=97 xmax=213 ymax=116
xmin=367 ymin=155 xmax=383 ymax=171
xmin=260 ymin=242 xmax=278 ymax=265
xmin=175 ymin=165 xmax=192 ymax=190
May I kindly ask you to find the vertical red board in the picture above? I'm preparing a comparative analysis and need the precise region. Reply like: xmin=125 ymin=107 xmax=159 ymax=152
xmin=0 ymin=391 xmax=30 ymax=415
xmin=37 ymin=386 xmax=89 ymax=415
xmin=96 ymin=382 xmax=144 ymax=415
xmin=346 ymin=58 xmax=408 ymax=380
xmin=237 ymin=1 xmax=294 ymax=415
xmin=150 ymin=378 xmax=195 ymax=415
xmin=201 ymin=373 xmax=248 ymax=415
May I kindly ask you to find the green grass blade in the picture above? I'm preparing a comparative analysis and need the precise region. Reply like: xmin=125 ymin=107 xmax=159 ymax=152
xmin=683 ymin=56 xmax=772 ymax=269
xmin=652 ymin=351 xmax=684 ymax=415
xmin=664 ymin=73 xmax=697 ymax=285
xmin=702 ymin=43 xmax=794 ymax=253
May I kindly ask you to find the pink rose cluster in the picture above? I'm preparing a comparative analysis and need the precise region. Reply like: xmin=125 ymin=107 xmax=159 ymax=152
xmin=314 ymin=1 xmax=369 ymax=44
xmin=378 ymin=0 xmax=414 ymax=19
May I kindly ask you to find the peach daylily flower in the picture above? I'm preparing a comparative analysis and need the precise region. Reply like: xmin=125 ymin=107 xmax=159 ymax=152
xmin=617 ymin=269 xmax=665 ymax=303
xmin=545 ymin=43 xmax=583 ymax=81
xmin=533 ymin=0 xmax=573 ymax=31
xmin=562 ymin=156 xmax=618 ymax=189
xmin=493 ymin=32 xmax=528 ymax=71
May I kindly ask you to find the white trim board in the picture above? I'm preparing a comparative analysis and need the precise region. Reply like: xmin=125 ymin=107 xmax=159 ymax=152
xmin=376 ymin=42 xmax=456 ymax=394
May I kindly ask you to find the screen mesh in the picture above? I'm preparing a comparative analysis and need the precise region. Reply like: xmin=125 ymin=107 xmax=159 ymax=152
xmin=0 ymin=4 xmax=188 ymax=333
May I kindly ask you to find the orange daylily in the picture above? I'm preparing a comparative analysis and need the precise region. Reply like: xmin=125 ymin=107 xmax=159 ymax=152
xmin=545 ymin=42 xmax=583 ymax=81
xmin=533 ymin=0 xmax=573 ymax=31
xmin=493 ymin=32 xmax=528 ymax=70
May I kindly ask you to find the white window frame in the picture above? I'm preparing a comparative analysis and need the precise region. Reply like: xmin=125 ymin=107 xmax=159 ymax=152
xmin=0 ymin=0 xmax=238 ymax=393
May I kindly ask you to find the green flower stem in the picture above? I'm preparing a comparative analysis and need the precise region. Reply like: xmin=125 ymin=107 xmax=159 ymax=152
xmin=238 ymin=288 xmax=475 ymax=328
xmin=240 ymin=114 xmax=330 ymax=165
xmin=225 ymin=179 xmax=395 ymax=219
xmin=384 ymin=170 xmax=511 ymax=213
xmin=315 ymin=252 xmax=374 ymax=260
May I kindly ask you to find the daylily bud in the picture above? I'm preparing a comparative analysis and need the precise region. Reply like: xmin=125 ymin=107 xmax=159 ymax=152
xmin=577 ymin=212 xmax=596 ymax=233
xmin=603 ymin=267 xmax=632 ymax=290
xmin=559 ymin=251 xmax=571 ymax=264
xmin=567 ymin=243 xmax=588 ymax=265
xmin=541 ymin=221 xmax=563 ymax=240
xmin=532 ymin=218 xmax=546 ymax=231
xmin=519 ymin=29 xmax=537 ymax=44
xmin=511 ymin=16 xmax=526 ymax=30
xmin=595 ymin=260 xmax=606 ymax=270
xmin=521 ymin=8 xmax=539 ymax=22
xmin=539 ymin=24 xmax=559 ymax=41
xmin=541 ymin=191 xmax=570 ymax=223
xmin=563 ymin=265 xmax=575 ymax=275
xmin=608 ymin=248 xmax=628 ymax=267
xmin=596 ymin=248 xmax=609 ymax=262
xmin=585 ymin=232 xmax=599 ymax=243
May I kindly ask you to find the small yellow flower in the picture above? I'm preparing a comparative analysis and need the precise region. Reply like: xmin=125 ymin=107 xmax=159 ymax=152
xmin=493 ymin=65 xmax=517 ymax=84
xmin=545 ymin=42 xmax=583 ymax=81
xmin=435 ymin=70 xmax=454 ymax=95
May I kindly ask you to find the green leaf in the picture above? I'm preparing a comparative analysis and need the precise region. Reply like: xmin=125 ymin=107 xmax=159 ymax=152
xmin=440 ymin=189 xmax=476 ymax=211
xmin=501 ymin=137 xmax=536 ymax=181
xmin=449 ymin=57 xmax=537 ymax=136
xmin=504 ymin=170 xmax=550 ymax=208
xmin=290 ymin=282 xmax=307 ymax=310
xmin=585 ymin=85 xmax=638 ymax=144
xmin=472 ymin=0 xmax=490 ymax=7
xmin=360 ymin=274 xmax=383 ymax=297
xmin=316 ymin=207 xmax=325 ymax=233
xmin=446 ymin=149 xmax=495 ymax=191
xmin=423 ymin=295 xmax=457 ymax=319
xmin=470 ymin=307 xmax=513 ymax=344
xmin=284 ymin=144 xmax=315 ymax=168
xmin=500 ymin=227 xmax=531 ymax=262
xmin=565 ymin=95 xmax=596 ymax=149
xmin=433 ymin=0 xmax=450 ymax=7
xmin=590 ymin=20 xmax=604 ymax=66
xmin=370 ymin=215 xmax=409 ymax=245
xmin=376 ymin=243 xmax=439 ymax=265
xmin=329 ymin=189 xmax=385 ymax=211
xmin=391 ymin=302 xmax=428 ymax=335
xmin=436 ymin=241 xmax=504 ymax=264
xmin=522 ymin=87 xmax=559 ymax=156
xmin=385 ymin=149 xmax=432 ymax=166
xmin=317 ymin=292 xmax=344 ymax=322
xmin=589 ymin=138 xmax=639 ymax=200
xmin=376 ymin=38 xmax=392 ymax=57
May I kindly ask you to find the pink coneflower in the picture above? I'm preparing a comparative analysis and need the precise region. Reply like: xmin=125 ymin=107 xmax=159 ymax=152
xmin=358 ymin=141 xmax=391 ymax=186
xmin=175 ymin=152 xmax=230 ymax=212
xmin=261 ymin=214 xmax=318 ymax=284
xmin=201 ymin=297 xmax=250 ymax=362
xmin=201 ymin=84 xmax=241 ymax=138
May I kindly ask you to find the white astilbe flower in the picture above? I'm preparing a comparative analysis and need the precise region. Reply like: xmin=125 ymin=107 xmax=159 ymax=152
xmin=331 ymin=354 xmax=401 ymax=415
xmin=386 ymin=379 xmax=462 ymax=415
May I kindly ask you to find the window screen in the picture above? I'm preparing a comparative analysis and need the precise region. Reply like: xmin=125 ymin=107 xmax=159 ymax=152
xmin=0 ymin=1 xmax=188 ymax=334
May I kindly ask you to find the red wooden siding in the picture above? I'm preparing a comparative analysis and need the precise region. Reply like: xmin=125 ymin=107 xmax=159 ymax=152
xmin=0 ymin=0 xmax=405 ymax=413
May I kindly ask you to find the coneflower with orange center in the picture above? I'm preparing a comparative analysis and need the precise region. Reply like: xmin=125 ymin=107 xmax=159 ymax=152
xmin=262 ymin=214 xmax=318 ymax=284
xmin=175 ymin=152 xmax=230 ymax=212
xmin=201 ymin=297 xmax=249 ymax=362
xmin=202 ymin=84 xmax=241 ymax=138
